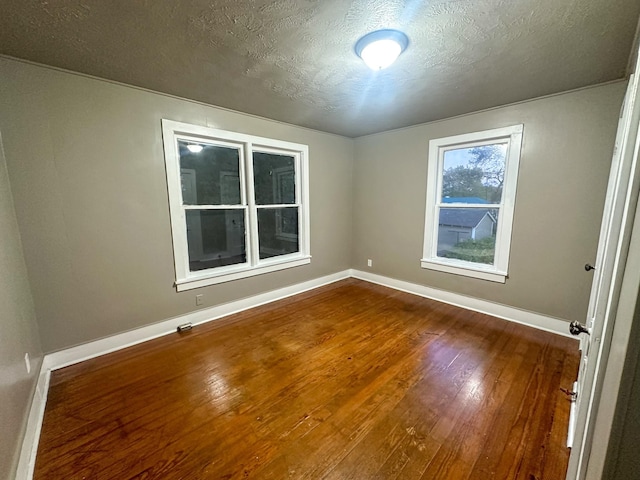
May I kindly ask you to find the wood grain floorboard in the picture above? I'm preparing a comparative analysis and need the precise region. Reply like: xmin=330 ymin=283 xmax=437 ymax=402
xmin=34 ymin=279 xmax=579 ymax=479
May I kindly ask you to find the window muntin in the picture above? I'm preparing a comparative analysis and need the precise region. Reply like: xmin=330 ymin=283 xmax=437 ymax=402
xmin=422 ymin=125 xmax=523 ymax=282
xmin=162 ymin=120 xmax=310 ymax=291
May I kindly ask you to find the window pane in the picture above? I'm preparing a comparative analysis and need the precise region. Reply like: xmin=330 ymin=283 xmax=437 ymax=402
xmin=185 ymin=209 xmax=246 ymax=271
xmin=436 ymin=208 xmax=499 ymax=265
xmin=441 ymin=144 xmax=507 ymax=204
xmin=253 ymin=152 xmax=296 ymax=205
xmin=257 ymin=207 xmax=299 ymax=259
xmin=178 ymin=140 xmax=241 ymax=205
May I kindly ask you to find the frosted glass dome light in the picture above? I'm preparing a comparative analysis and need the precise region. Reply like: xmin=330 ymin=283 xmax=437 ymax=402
xmin=355 ymin=30 xmax=409 ymax=71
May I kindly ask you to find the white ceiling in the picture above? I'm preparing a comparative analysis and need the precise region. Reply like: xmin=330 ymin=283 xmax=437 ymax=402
xmin=1 ymin=0 xmax=639 ymax=137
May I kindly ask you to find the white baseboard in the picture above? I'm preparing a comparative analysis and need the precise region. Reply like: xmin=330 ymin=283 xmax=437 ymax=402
xmin=350 ymin=269 xmax=573 ymax=338
xmin=15 ymin=361 xmax=50 ymax=480
xmin=45 ymin=267 xmax=575 ymax=371
xmin=45 ymin=270 xmax=351 ymax=371
xmin=21 ymin=267 xmax=576 ymax=480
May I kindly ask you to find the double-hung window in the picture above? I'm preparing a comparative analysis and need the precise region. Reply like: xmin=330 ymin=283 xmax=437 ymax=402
xmin=162 ymin=120 xmax=310 ymax=291
xmin=421 ymin=125 xmax=523 ymax=283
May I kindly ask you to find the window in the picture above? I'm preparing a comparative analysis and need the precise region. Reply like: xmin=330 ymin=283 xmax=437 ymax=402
xmin=421 ymin=125 xmax=523 ymax=283
xmin=162 ymin=120 xmax=310 ymax=291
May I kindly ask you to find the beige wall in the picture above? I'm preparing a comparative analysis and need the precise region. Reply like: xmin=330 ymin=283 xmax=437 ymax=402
xmin=352 ymin=82 xmax=626 ymax=323
xmin=0 ymin=58 xmax=625 ymax=356
xmin=0 ymin=58 xmax=354 ymax=353
xmin=0 ymin=56 xmax=631 ymax=480
xmin=0 ymin=132 xmax=42 ymax=479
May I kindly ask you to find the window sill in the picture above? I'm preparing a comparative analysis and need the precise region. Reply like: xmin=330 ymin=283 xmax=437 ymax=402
xmin=420 ymin=258 xmax=507 ymax=283
xmin=176 ymin=255 xmax=311 ymax=291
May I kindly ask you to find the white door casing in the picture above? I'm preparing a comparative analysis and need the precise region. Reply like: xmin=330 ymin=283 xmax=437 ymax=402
xmin=566 ymin=66 xmax=640 ymax=479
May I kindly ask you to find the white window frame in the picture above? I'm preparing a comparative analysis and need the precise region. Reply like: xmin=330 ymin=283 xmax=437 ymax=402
xmin=421 ymin=124 xmax=523 ymax=283
xmin=162 ymin=119 xmax=311 ymax=291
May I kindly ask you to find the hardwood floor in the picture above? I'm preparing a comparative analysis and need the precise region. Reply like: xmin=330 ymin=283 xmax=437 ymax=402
xmin=35 ymin=279 xmax=579 ymax=479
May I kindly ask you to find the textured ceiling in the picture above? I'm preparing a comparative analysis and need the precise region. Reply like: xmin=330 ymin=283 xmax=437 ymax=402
xmin=1 ymin=0 xmax=639 ymax=137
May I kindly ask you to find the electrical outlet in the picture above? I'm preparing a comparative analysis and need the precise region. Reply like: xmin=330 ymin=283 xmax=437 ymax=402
xmin=24 ymin=353 xmax=31 ymax=374
xmin=196 ymin=294 xmax=203 ymax=306
xmin=367 ymin=259 xmax=373 ymax=267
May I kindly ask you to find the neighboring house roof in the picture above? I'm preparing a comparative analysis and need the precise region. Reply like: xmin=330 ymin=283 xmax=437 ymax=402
xmin=442 ymin=196 xmax=489 ymax=204
xmin=439 ymin=208 xmax=495 ymax=228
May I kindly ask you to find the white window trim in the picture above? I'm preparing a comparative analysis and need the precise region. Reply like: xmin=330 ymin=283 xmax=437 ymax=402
xmin=421 ymin=124 xmax=523 ymax=283
xmin=162 ymin=119 xmax=311 ymax=291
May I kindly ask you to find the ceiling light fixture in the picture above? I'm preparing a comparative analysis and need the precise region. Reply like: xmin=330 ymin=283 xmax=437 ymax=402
xmin=187 ymin=144 xmax=203 ymax=153
xmin=355 ymin=29 xmax=409 ymax=71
